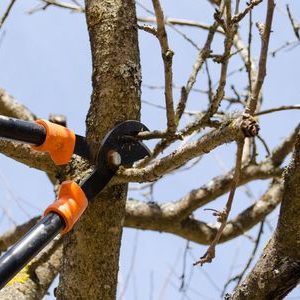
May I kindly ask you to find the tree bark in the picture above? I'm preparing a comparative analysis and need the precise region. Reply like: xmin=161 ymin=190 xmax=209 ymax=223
xmin=230 ymin=133 xmax=300 ymax=299
xmin=57 ymin=1 xmax=141 ymax=299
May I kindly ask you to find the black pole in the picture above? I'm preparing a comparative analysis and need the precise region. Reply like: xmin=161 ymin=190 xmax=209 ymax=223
xmin=0 ymin=213 xmax=65 ymax=289
xmin=0 ymin=116 xmax=46 ymax=145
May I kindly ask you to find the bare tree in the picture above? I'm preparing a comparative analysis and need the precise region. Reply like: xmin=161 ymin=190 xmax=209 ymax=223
xmin=0 ymin=0 xmax=299 ymax=299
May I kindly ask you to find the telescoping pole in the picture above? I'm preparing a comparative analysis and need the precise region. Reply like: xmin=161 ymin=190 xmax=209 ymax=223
xmin=0 ymin=181 xmax=88 ymax=289
xmin=0 ymin=116 xmax=46 ymax=145
xmin=0 ymin=115 xmax=90 ymax=164
xmin=0 ymin=213 xmax=64 ymax=289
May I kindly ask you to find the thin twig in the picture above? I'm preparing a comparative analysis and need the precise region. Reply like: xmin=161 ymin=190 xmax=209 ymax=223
xmin=194 ymin=139 xmax=245 ymax=266
xmin=182 ymin=1 xmax=237 ymax=135
xmin=246 ymin=0 xmax=275 ymax=115
xmin=28 ymin=0 xmax=84 ymax=14
xmin=137 ymin=14 xmax=262 ymax=90
xmin=137 ymin=24 xmax=157 ymax=36
xmin=119 ymin=231 xmax=139 ymax=300
xmin=232 ymin=0 xmax=263 ymax=24
xmin=179 ymin=240 xmax=190 ymax=292
xmin=137 ymin=129 xmax=168 ymax=140
xmin=221 ymin=219 xmax=265 ymax=297
xmin=151 ymin=0 xmax=176 ymax=134
xmin=138 ymin=9 xmax=223 ymax=127
xmin=270 ymin=123 xmax=300 ymax=167
xmin=137 ymin=3 xmax=200 ymax=50
xmin=286 ymin=4 xmax=300 ymax=41
xmin=174 ymin=20 xmax=220 ymax=123
xmin=143 ymin=83 xmax=205 ymax=94
xmin=137 ymin=16 xmax=222 ymax=33
xmin=247 ymin=10 xmax=253 ymax=91
xmin=234 ymin=0 xmax=240 ymax=15
xmin=270 ymin=39 xmax=299 ymax=57
xmin=205 ymin=61 xmax=213 ymax=103
xmin=0 ymin=0 xmax=17 ymax=30
xmin=255 ymin=104 xmax=300 ymax=116
xmin=158 ymin=249 xmax=182 ymax=300
xmin=43 ymin=0 xmax=83 ymax=11
xmin=234 ymin=219 xmax=265 ymax=286
xmin=142 ymin=99 xmax=196 ymax=116
xmin=257 ymin=134 xmax=271 ymax=157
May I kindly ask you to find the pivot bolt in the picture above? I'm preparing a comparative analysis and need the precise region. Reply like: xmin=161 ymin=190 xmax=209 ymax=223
xmin=107 ymin=150 xmax=121 ymax=169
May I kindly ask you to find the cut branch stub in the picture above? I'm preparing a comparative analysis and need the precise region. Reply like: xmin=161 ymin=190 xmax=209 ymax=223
xmin=241 ymin=113 xmax=260 ymax=137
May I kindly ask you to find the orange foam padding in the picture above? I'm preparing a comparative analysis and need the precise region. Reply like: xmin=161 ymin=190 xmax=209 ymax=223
xmin=32 ymin=119 xmax=76 ymax=165
xmin=44 ymin=181 xmax=88 ymax=234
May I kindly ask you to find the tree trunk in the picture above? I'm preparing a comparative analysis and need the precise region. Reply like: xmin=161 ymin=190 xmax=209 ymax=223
xmin=57 ymin=1 xmax=141 ymax=299
xmin=230 ymin=133 xmax=300 ymax=299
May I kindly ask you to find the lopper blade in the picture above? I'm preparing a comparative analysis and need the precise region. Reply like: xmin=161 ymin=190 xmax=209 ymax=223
xmin=80 ymin=120 xmax=150 ymax=200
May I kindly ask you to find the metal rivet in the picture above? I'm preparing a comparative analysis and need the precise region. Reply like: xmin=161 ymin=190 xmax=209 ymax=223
xmin=107 ymin=150 xmax=121 ymax=169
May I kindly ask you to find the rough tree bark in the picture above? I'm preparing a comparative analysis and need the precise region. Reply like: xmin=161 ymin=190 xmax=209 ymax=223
xmin=56 ymin=0 xmax=141 ymax=299
xmin=231 ymin=133 xmax=300 ymax=299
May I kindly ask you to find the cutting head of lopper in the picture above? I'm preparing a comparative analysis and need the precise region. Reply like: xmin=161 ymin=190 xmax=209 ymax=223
xmin=96 ymin=120 xmax=150 ymax=168
xmin=80 ymin=120 xmax=150 ymax=200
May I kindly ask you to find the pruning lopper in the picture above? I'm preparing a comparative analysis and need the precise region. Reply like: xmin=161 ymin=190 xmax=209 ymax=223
xmin=0 ymin=115 xmax=150 ymax=289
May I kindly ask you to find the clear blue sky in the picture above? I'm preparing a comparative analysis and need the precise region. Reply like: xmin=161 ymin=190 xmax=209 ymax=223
xmin=0 ymin=0 xmax=299 ymax=299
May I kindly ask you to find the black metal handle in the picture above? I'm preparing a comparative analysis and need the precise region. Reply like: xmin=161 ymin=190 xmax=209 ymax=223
xmin=0 ymin=213 xmax=64 ymax=289
xmin=0 ymin=116 xmax=46 ymax=145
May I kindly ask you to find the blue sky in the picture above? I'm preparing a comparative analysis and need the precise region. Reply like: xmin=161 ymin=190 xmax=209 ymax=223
xmin=0 ymin=0 xmax=299 ymax=299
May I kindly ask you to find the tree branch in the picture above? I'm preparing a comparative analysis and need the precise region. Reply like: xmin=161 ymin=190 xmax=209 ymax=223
xmin=231 ymin=133 xmax=300 ymax=299
xmin=0 ymin=88 xmax=68 ymax=179
xmin=194 ymin=138 xmax=245 ymax=266
xmin=175 ymin=21 xmax=219 ymax=122
xmin=125 ymin=159 xmax=281 ymax=225
xmin=0 ymin=140 xmax=60 ymax=175
xmin=231 ymin=0 xmax=263 ymax=24
xmin=125 ymin=178 xmax=283 ymax=245
xmin=0 ymin=88 xmax=36 ymax=121
xmin=137 ymin=15 xmax=259 ymax=90
xmin=0 ymin=0 xmax=17 ymax=30
xmin=270 ymin=123 xmax=300 ymax=167
xmin=151 ymin=0 xmax=176 ymax=133
xmin=28 ymin=0 xmax=84 ymax=14
xmin=286 ymin=4 xmax=300 ymax=41
xmin=255 ymin=104 xmax=300 ymax=116
xmin=138 ymin=16 xmax=220 ymax=32
xmin=119 ymin=117 xmax=245 ymax=182
xmin=246 ymin=0 xmax=275 ymax=115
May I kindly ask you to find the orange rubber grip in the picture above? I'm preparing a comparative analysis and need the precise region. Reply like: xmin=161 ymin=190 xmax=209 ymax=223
xmin=44 ymin=181 xmax=88 ymax=234
xmin=32 ymin=119 xmax=76 ymax=165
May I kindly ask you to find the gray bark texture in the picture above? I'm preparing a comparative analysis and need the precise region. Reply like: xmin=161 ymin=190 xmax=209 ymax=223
xmin=56 ymin=0 xmax=141 ymax=299
xmin=230 ymin=133 xmax=300 ymax=299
